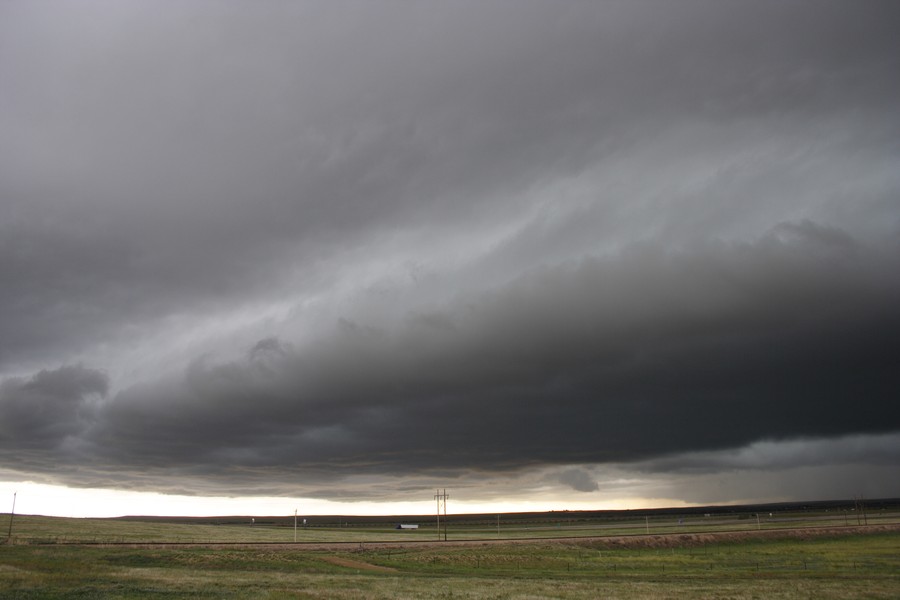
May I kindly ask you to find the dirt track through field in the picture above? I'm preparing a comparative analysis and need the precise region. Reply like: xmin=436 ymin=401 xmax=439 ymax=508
xmin=94 ymin=523 xmax=900 ymax=552
xmin=320 ymin=556 xmax=398 ymax=572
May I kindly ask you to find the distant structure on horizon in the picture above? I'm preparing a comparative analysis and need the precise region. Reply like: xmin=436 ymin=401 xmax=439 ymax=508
xmin=396 ymin=523 xmax=419 ymax=530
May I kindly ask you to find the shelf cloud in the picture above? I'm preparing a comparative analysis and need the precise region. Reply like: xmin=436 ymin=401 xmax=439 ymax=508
xmin=1 ymin=0 xmax=899 ymax=507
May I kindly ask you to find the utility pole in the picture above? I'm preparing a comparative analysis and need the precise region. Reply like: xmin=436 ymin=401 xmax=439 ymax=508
xmin=434 ymin=489 xmax=448 ymax=541
xmin=294 ymin=509 xmax=297 ymax=543
xmin=7 ymin=492 xmax=15 ymax=540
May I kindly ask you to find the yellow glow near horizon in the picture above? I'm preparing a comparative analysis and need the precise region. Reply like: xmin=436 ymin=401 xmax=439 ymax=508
xmin=0 ymin=481 xmax=692 ymax=518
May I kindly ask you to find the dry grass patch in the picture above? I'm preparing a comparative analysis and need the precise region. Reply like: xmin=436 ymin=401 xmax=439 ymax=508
xmin=320 ymin=556 xmax=398 ymax=572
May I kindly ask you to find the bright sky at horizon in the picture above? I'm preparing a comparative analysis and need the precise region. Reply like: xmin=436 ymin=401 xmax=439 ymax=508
xmin=2 ymin=482 xmax=697 ymax=519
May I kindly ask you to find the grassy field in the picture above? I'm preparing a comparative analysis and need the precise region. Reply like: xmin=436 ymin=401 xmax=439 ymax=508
xmin=1 ymin=529 xmax=898 ymax=598
xmin=1 ymin=510 xmax=899 ymax=598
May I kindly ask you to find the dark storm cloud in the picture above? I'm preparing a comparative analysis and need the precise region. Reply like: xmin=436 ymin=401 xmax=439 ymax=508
xmin=637 ymin=433 xmax=900 ymax=476
xmin=558 ymin=469 xmax=600 ymax=493
xmin=1 ymin=1 xmax=899 ymax=500
xmin=2 ymin=0 xmax=898 ymax=370
xmin=0 ymin=366 xmax=106 ymax=446
xmin=3 ymin=226 xmax=898 ymax=493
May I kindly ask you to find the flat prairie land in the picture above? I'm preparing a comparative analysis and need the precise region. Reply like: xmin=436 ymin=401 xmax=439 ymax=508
xmin=1 ymin=516 xmax=899 ymax=599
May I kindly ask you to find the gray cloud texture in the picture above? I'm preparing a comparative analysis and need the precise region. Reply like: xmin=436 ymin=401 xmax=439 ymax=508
xmin=1 ymin=0 xmax=899 ymax=504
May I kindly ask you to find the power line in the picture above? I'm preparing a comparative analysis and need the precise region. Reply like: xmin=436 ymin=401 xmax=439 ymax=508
xmin=6 ymin=492 xmax=15 ymax=541
xmin=434 ymin=489 xmax=448 ymax=541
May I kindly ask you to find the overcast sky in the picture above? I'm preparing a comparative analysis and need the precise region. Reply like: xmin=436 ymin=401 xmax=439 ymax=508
xmin=2 ymin=0 xmax=899 ymax=517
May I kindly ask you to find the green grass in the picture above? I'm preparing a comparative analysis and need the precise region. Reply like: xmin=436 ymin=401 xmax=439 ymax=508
xmin=1 ymin=527 xmax=898 ymax=598
xmin=368 ymin=532 xmax=900 ymax=578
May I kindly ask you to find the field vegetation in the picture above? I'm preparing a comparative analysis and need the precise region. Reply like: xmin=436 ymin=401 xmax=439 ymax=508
xmin=1 ymin=502 xmax=899 ymax=598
